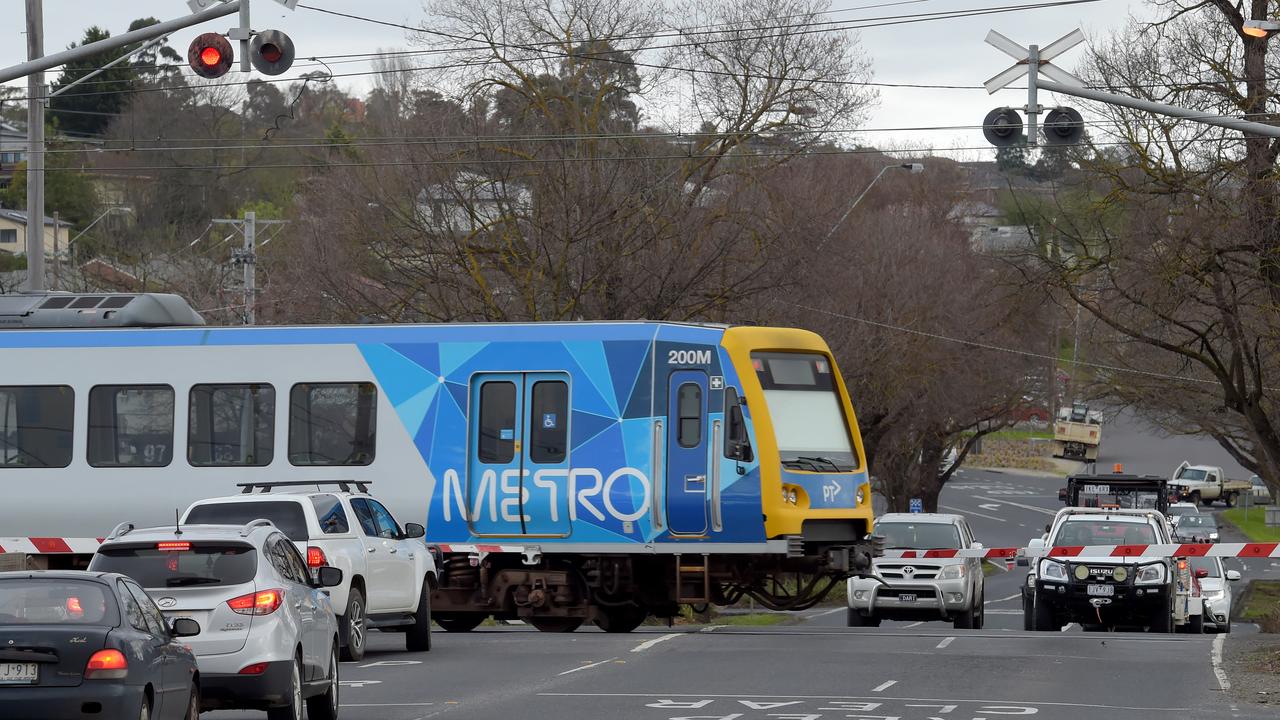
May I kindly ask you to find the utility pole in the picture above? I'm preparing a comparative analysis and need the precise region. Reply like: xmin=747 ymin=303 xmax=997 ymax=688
xmin=214 ymin=211 xmax=285 ymax=325
xmin=51 ymin=210 xmax=59 ymax=290
xmin=25 ymin=0 xmax=44 ymax=292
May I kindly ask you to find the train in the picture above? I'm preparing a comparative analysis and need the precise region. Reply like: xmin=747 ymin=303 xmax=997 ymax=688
xmin=0 ymin=292 xmax=878 ymax=632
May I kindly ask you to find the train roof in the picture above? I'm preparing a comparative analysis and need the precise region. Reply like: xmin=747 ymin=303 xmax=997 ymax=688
xmin=0 ymin=292 xmax=205 ymax=329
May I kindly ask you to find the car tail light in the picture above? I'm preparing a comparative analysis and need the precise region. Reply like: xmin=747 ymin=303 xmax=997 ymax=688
xmin=307 ymin=546 xmax=327 ymax=568
xmin=85 ymin=649 xmax=128 ymax=679
xmin=157 ymin=541 xmax=191 ymax=552
xmin=227 ymin=589 xmax=283 ymax=616
xmin=239 ymin=662 xmax=270 ymax=675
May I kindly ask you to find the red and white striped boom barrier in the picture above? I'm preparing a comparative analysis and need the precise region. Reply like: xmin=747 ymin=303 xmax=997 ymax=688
xmin=880 ymin=543 xmax=1280 ymax=560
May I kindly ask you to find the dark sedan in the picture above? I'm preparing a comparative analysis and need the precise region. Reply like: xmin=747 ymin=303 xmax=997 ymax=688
xmin=0 ymin=571 xmax=201 ymax=720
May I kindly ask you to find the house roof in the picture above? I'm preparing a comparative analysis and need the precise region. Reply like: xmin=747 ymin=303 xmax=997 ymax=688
xmin=0 ymin=207 xmax=75 ymax=227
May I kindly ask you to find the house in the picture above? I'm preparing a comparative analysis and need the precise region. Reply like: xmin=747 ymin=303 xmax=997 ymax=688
xmin=0 ymin=206 xmax=74 ymax=259
xmin=0 ymin=121 xmax=26 ymax=187
xmin=415 ymin=171 xmax=531 ymax=234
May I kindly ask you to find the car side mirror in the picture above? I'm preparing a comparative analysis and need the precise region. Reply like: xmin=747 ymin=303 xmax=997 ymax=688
xmin=316 ymin=566 xmax=344 ymax=588
xmin=1226 ymin=570 xmax=1241 ymax=582
xmin=1044 ymin=523 xmax=1051 ymax=534
xmin=403 ymin=522 xmax=425 ymax=539
xmin=170 ymin=617 xmax=201 ymax=638
xmin=1194 ymin=568 xmax=1209 ymax=579
xmin=1028 ymin=538 xmax=1046 ymax=549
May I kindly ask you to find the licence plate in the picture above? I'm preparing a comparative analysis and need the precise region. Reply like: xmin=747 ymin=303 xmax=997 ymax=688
xmin=898 ymin=593 xmax=917 ymax=602
xmin=1087 ymin=584 xmax=1114 ymax=597
xmin=0 ymin=662 xmax=38 ymax=684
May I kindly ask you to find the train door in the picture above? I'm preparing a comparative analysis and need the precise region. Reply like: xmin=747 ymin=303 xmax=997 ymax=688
xmin=666 ymin=370 xmax=709 ymax=535
xmin=468 ymin=372 xmax=571 ymax=536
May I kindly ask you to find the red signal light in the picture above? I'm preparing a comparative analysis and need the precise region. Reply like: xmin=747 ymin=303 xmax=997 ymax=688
xmin=188 ymin=33 xmax=233 ymax=79
xmin=199 ymin=47 xmax=222 ymax=67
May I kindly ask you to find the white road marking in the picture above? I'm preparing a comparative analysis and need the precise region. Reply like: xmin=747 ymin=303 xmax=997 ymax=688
xmin=1061 ymin=623 xmax=1077 ymax=632
xmin=807 ymin=607 xmax=844 ymax=619
xmin=977 ymin=503 xmax=1002 ymax=511
xmin=871 ymin=680 xmax=897 ymax=693
xmin=984 ymin=609 xmax=1023 ymax=615
xmin=902 ymin=621 xmax=925 ymax=628
xmin=632 ymin=633 xmax=681 ymax=653
xmin=559 ymin=657 xmax=619 ymax=676
xmin=987 ymin=593 xmax=1021 ymax=604
xmin=342 ymin=703 xmax=434 ymax=707
xmin=538 ymin=692 xmax=1192 ymax=711
xmin=1211 ymin=634 xmax=1231 ymax=691
xmin=940 ymin=504 xmax=1005 ymax=522
xmin=973 ymin=496 xmax=1057 ymax=516
xmin=936 ymin=636 xmax=955 ymax=649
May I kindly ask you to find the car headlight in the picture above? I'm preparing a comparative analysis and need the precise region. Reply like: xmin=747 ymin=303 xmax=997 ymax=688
xmin=1135 ymin=563 xmax=1166 ymax=585
xmin=939 ymin=563 xmax=967 ymax=579
xmin=1209 ymin=532 xmax=1219 ymax=540
xmin=1039 ymin=559 xmax=1067 ymax=583
xmin=1204 ymin=589 xmax=1225 ymax=601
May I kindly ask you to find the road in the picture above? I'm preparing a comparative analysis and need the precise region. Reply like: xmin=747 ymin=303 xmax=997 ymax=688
xmin=205 ymin=410 xmax=1276 ymax=720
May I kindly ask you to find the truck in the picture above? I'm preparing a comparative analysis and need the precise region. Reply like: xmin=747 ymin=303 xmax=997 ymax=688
xmin=1057 ymin=470 xmax=1169 ymax=515
xmin=1170 ymin=462 xmax=1253 ymax=507
xmin=1021 ymin=507 xmax=1201 ymax=632
xmin=1052 ymin=401 xmax=1102 ymax=461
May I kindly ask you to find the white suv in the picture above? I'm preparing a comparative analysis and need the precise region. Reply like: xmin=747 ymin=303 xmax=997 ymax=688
xmin=181 ymin=481 xmax=437 ymax=661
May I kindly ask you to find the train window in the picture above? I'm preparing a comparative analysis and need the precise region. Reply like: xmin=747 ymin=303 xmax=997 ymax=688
xmin=677 ymin=383 xmax=702 ymax=448
xmin=478 ymin=381 xmax=516 ymax=463
xmin=0 ymin=385 xmax=74 ymax=468
xmin=723 ymin=387 xmax=753 ymax=462
xmin=188 ymin=384 xmax=275 ymax=467
xmin=288 ymin=383 xmax=376 ymax=466
xmin=87 ymin=385 xmax=175 ymax=467
xmin=529 ymin=381 xmax=568 ymax=463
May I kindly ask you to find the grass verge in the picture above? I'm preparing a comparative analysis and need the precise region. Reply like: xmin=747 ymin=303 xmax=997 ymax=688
xmin=1238 ymin=580 xmax=1280 ymax=633
xmin=1221 ymin=508 xmax=1280 ymax=542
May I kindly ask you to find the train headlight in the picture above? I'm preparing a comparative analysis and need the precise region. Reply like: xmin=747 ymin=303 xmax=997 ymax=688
xmin=788 ymin=489 xmax=798 ymax=504
xmin=856 ymin=488 xmax=865 ymax=505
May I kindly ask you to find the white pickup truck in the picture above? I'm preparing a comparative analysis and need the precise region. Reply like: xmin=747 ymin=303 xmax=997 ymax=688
xmin=1170 ymin=462 xmax=1253 ymax=507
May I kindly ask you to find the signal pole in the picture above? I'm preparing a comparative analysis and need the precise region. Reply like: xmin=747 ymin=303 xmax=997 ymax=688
xmin=214 ymin=211 xmax=285 ymax=325
xmin=24 ymin=0 xmax=44 ymax=292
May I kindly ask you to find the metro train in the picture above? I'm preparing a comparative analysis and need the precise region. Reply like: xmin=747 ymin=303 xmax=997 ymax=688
xmin=0 ymin=292 xmax=877 ymax=632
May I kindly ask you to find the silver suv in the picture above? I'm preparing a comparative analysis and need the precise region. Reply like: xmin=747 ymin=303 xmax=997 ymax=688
xmin=847 ymin=513 xmax=986 ymax=629
xmin=89 ymin=520 xmax=342 ymax=720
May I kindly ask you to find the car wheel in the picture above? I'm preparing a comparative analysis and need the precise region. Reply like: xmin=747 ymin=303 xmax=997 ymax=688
xmin=406 ymin=580 xmax=433 ymax=652
xmin=1222 ymin=620 xmax=1232 ymax=634
xmin=953 ymin=607 xmax=975 ymax=630
xmin=184 ymin=683 xmax=200 ymax=720
xmin=340 ymin=587 xmax=366 ymax=662
xmin=1032 ymin=595 xmax=1057 ymax=631
xmin=139 ymin=694 xmax=151 ymax=720
xmin=266 ymin=657 xmax=303 ymax=720
xmin=529 ymin=616 xmax=584 ymax=632
xmin=1022 ymin=592 xmax=1034 ymax=631
xmin=306 ymin=643 xmax=340 ymax=720
xmin=1148 ymin=597 xmax=1173 ymax=633
xmin=435 ymin=613 xmax=486 ymax=632
xmin=593 ymin=604 xmax=648 ymax=633
xmin=846 ymin=607 xmax=865 ymax=627
xmin=1189 ymin=614 xmax=1205 ymax=634
xmin=1225 ymin=493 xmax=1237 ymax=508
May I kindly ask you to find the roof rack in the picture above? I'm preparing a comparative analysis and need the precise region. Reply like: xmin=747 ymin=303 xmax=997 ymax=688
xmin=239 ymin=518 xmax=276 ymax=537
xmin=236 ymin=480 xmax=372 ymax=494
xmin=106 ymin=522 xmax=135 ymax=541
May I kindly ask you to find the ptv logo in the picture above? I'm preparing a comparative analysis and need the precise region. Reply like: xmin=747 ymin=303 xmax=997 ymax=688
xmin=822 ymin=479 xmax=843 ymax=503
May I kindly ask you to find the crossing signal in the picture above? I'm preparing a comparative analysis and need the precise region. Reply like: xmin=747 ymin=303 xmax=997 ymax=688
xmin=1042 ymin=107 xmax=1085 ymax=146
xmin=250 ymin=30 xmax=295 ymax=76
xmin=188 ymin=33 xmax=233 ymax=78
xmin=982 ymin=107 xmax=1024 ymax=147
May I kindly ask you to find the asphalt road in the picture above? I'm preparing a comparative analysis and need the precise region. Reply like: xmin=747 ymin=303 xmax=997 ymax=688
xmin=204 ymin=410 xmax=1276 ymax=720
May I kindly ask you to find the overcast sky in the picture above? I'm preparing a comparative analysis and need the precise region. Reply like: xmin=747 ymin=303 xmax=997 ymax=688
xmin=1 ymin=0 xmax=1150 ymax=158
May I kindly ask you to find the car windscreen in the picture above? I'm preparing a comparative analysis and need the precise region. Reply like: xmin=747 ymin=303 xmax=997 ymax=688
xmin=877 ymin=522 xmax=962 ymax=550
xmin=1176 ymin=468 xmax=1208 ymax=482
xmin=90 ymin=543 xmax=257 ymax=589
xmin=184 ymin=501 xmax=309 ymax=540
xmin=1169 ymin=506 xmax=1197 ymax=516
xmin=0 ymin=578 xmax=119 ymax=626
xmin=1055 ymin=519 xmax=1157 ymax=545
xmin=1177 ymin=515 xmax=1213 ymax=528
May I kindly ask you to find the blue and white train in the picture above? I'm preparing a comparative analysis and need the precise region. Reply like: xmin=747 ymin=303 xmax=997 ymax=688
xmin=0 ymin=293 xmax=877 ymax=632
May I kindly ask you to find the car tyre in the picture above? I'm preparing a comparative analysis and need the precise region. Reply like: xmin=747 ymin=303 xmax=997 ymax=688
xmin=529 ymin=616 xmax=584 ymax=632
xmin=1148 ymin=596 xmax=1173 ymax=633
xmin=1021 ymin=592 xmax=1034 ymax=631
xmin=1032 ymin=594 xmax=1057 ymax=631
xmin=953 ymin=607 xmax=975 ymax=630
xmin=139 ymin=694 xmax=151 ymax=720
xmin=594 ymin=604 xmax=648 ymax=633
xmin=406 ymin=580 xmax=433 ymax=652
xmin=306 ymin=643 xmax=340 ymax=720
xmin=266 ymin=657 xmax=303 ymax=720
xmin=1225 ymin=492 xmax=1237 ymax=508
xmin=340 ymin=587 xmax=366 ymax=662
xmin=184 ymin=683 xmax=200 ymax=720
xmin=1188 ymin=614 xmax=1204 ymax=634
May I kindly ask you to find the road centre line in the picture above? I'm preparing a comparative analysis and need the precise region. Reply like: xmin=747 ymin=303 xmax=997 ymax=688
xmin=871 ymin=680 xmax=897 ymax=693
xmin=559 ymin=657 xmax=619 ymax=676
xmin=537 ymin=692 xmax=1191 ymax=712
xmin=1211 ymin=634 xmax=1231 ymax=691
xmin=936 ymin=636 xmax=955 ymax=649
xmin=940 ymin=504 xmax=1005 ymax=522
xmin=341 ymin=703 xmax=435 ymax=707
xmin=973 ymin=496 xmax=1057 ymax=516
xmin=632 ymin=633 xmax=681 ymax=653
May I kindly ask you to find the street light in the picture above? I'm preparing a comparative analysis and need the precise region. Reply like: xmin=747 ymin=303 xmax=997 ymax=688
xmin=816 ymin=162 xmax=924 ymax=251
xmin=1242 ymin=19 xmax=1280 ymax=38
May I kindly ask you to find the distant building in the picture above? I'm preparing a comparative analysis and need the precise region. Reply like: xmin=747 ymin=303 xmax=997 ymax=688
xmin=0 ymin=121 xmax=27 ymax=187
xmin=416 ymin=171 xmax=531 ymax=234
xmin=0 ymin=206 xmax=74 ymax=259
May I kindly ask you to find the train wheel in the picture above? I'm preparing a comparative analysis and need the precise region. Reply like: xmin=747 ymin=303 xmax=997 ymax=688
xmin=594 ymin=605 xmax=648 ymax=633
xmin=529 ymin=616 xmax=584 ymax=633
xmin=435 ymin=614 xmax=486 ymax=633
